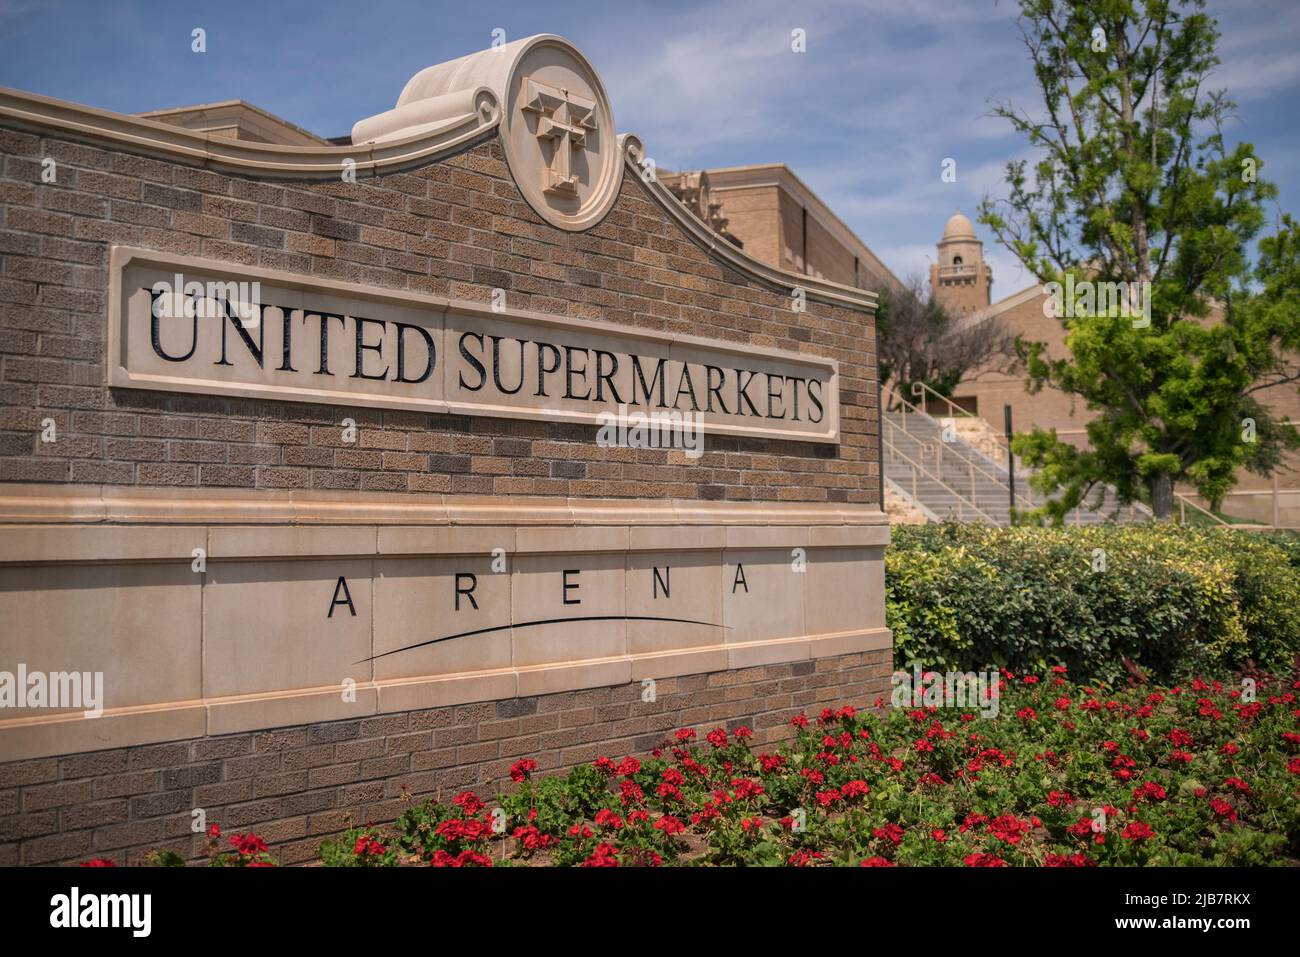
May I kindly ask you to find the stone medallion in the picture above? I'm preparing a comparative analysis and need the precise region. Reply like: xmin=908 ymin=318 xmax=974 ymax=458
xmin=353 ymin=34 xmax=623 ymax=232
xmin=501 ymin=37 xmax=621 ymax=231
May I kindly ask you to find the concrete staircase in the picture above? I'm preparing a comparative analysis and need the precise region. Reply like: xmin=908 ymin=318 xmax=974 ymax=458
xmin=882 ymin=405 xmax=1145 ymax=526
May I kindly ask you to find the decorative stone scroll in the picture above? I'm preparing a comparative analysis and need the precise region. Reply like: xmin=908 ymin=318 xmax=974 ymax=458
xmin=353 ymin=34 xmax=623 ymax=232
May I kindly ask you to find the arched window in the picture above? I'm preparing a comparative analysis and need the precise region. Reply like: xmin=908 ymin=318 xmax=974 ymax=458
xmin=952 ymin=255 xmax=963 ymax=265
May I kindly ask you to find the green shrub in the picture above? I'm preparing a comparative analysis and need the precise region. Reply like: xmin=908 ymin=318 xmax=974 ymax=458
xmin=319 ymin=825 xmax=400 ymax=867
xmin=887 ymin=524 xmax=1300 ymax=682
xmin=1262 ymin=529 xmax=1300 ymax=569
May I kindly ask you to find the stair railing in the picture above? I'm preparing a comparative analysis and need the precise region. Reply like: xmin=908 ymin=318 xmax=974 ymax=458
xmin=883 ymin=429 xmax=1000 ymax=524
xmin=1176 ymin=492 xmax=1230 ymax=526
xmin=884 ymin=476 xmax=941 ymax=522
xmin=885 ymin=405 xmax=1040 ymax=514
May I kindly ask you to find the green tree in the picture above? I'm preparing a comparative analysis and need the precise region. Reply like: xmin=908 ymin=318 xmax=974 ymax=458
xmin=979 ymin=0 xmax=1300 ymax=520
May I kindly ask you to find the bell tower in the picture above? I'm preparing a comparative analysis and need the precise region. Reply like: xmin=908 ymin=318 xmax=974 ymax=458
xmin=929 ymin=210 xmax=992 ymax=317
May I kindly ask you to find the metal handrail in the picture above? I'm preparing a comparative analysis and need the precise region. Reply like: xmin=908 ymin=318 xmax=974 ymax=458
xmin=894 ymin=397 xmax=1245 ymax=528
xmin=1176 ymin=492 xmax=1230 ymax=526
xmin=885 ymin=405 xmax=1039 ymax=512
xmin=884 ymin=476 xmax=941 ymax=522
xmin=909 ymin=381 xmax=980 ymax=421
xmin=907 ymin=379 xmax=1023 ymax=464
xmin=892 ymin=388 xmax=1018 ymax=478
xmin=1172 ymin=492 xmax=1273 ymax=530
xmin=883 ymin=430 xmax=1000 ymax=523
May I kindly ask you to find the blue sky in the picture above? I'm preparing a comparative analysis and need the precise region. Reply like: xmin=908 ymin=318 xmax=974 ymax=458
xmin=2 ymin=0 xmax=1297 ymax=300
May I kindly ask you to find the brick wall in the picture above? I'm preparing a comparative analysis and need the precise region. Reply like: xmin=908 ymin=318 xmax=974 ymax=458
xmin=0 ymin=649 xmax=892 ymax=866
xmin=0 ymin=126 xmax=881 ymax=504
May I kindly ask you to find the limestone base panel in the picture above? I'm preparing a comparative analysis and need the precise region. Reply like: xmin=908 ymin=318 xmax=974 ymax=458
xmin=0 ymin=486 xmax=890 ymax=765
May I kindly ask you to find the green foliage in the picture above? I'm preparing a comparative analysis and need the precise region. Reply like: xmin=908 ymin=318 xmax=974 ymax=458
xmin=143 ymin=849 xmax=186 ymax=867
xmin=319 ymin=825 xmax=401 ymax=867
xmin=394 ymin=798 xmax=454 ymax=858
xmin=393 ymin=792 xmax=496 ymax=866
xmin=347 ymin=678 xmax=1300 ymax=867
xmin=887 ymin=523 xmax=1300 ymax=682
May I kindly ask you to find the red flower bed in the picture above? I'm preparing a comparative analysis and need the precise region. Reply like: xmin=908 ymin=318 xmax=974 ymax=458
xmin=88 ymin=669 xmax=1300 ymax=867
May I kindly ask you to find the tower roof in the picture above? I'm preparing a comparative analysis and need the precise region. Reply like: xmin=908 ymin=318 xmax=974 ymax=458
xmin=942 ymin=210 xmax=977 ymax=241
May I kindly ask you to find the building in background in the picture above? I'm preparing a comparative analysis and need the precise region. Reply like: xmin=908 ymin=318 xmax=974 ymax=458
xmin=661 ymin=164 xmax=907 ymax=301
xmin=928 ymin=211 xmax=993 ymax=319
xmin=130 ymin=107 xmax=909 ymax=301
xmin=134 ymin=100 xmax=332 ymax=146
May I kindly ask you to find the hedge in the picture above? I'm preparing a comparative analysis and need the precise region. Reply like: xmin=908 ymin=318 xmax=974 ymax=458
xmin=886 ymin=524 xmax=1300 ymax=683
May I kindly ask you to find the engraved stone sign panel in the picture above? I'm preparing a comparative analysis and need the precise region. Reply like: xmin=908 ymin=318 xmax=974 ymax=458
xmin=109 ymin=248 xmax=840 ymax=443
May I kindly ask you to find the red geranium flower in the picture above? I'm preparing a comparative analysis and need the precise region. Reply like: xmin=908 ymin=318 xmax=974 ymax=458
xmin=451 ymin=791 xmax=485 ymax=816
xmin=1122 ymin=821 xmax=1154 ymax=841
xmin=988 ymin=814 xmax=1032 ymax=845
xmin=788 ymin=849 xmax=824 ymax=867
xmin=1210 ymin=797 xmax=1237 ymax=822
xmin=594 ymin=808 xmax=624 ymax=830
xmin=655 ymin=815 xmax=687 ymax=835
xmin=656 ymin=782 xmax=683 ymax=801
xmin=1223 ymin=777 xmax=1251 ymax=794
xmin=1132 ymin=781 xmax=1167 ymax=802
xmin=1045 ymin=852 xmax=1094 ymax=867
xmin=231 ymin=832 xmax=268 ymax=856
xmin=431 ymin=849 xmax=493 ymax=867
xmin=759 ymin=753 xmax=785 ymax=773
xmin=616 ymin=756 xmax=641 ymax=776
xmin=510 ymin=759 xmax=537 ymax=782
xmin=873 ymin=823 xmax=905 ymax=846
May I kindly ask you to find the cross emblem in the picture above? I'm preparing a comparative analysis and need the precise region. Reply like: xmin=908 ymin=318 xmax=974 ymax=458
xmin=521 ymin=77 xmax=597 ymax=197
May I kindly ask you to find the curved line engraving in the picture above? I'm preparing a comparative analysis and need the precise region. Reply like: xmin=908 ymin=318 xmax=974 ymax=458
xmin=361 ymin=614 xmax=730 ymax=664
